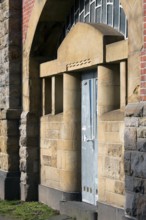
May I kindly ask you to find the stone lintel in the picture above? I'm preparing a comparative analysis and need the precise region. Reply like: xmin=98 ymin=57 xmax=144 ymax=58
xmin=106 ymin=40 xmax=128 ymax=63
xmin=40 ymin=60 xmax=66 ymax=78
xmin=40 ymin=57 xmax=102 ymax=77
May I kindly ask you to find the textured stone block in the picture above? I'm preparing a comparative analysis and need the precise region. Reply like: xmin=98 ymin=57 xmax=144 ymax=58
xmin=0 ymin=153 xmax=8 ymax=170
xmin=143 ymin=105 xmax=146 ymax=117
xmin=137 ymin=195 xmax=146 ymax=219
xmin=125 ymin=176 xmax=134 ymax=192
xmin=124 ymin=127 xmax=137 ymax=150
xmin=125 ymin=103 xmax=143 ymax=117
xmin=137 ymin=138 xmax=146 ymax=152
xmin=20 ymin=159 xmax=27 ymax=172
xmin=137 ymin=127 xmax=146 ymax=138
xmin=115 ymin=181 xmax=125 ymax=195
xmin=20 ymin=172 xmax=27 ymax=184
xmin=107 ymin=144 xmax=122 ymax=157
xmin=104 ymin=157 xmax=121 ymax=179
xmin=125 ymin=192 xmax=137 ymax=216
xmin=139 ymin=118 xmax=146 ymax=126
xmin=41 ymin=146 xmax=57 ymax=167
xmin=124 ymin=151 xmax=131 ymax=176
xmin=19 ymin=147 xmax=28 ymax=159
xmin=131 ymin=152 xmax=146 ymax=178
xmin=126 ymin=176 xmax=144 ymax=194
xmin=125 ymin=117 xmax=139 ymax=127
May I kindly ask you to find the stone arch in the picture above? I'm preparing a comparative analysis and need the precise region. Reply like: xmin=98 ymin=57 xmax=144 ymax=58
xmin=21 ymin=0 xmax=75 ymax=201
xmin=21 ymin=0 xmax=129 ymax=201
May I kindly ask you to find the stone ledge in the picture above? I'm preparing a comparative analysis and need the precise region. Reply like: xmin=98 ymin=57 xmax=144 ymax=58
xmin=39 ymin=184 xmax=81 ymax=211
xmin=98 ymin=201 xmax=124 ymax=220
xmin=100 ymin=109 xmax=124 ymax=121
xmin=125 ymin=103 xmax=144 ymax=117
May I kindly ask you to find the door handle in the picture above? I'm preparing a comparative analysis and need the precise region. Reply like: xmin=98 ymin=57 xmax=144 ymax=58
xmin=86 ymin=136 xmax=95 ymax=142
xmin=83 ymin=135 xmax=95 ymax=142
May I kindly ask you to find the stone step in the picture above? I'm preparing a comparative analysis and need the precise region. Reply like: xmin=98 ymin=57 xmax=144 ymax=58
xmin=60 ymin=201 xmax=98 ymax=220
xmin=48 ymin=215 xmax=73 ymax=220
xmin=122 ymin=216 xmax=136 ymax=220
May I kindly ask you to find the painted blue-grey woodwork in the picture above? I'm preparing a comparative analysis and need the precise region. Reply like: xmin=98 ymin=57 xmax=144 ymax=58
xmin=81 ymin=70 xmax=98 ymax=205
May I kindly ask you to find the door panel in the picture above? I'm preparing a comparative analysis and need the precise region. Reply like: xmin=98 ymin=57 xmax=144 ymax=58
xmin=81 ymin=70 xmax=98 ymax=205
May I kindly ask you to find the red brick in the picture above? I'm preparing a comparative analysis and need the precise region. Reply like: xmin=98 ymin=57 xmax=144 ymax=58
xmin=22 ymin=0 xmax=35 ymax=42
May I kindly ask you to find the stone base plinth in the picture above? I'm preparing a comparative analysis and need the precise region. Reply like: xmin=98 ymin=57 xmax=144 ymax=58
xmin=39 ymin=184 xmax=81 ymax=210
xmin=98 ymin=202 xmax=125 ymax=220
xmin=0 ymin=170 xmax=20 ymax=200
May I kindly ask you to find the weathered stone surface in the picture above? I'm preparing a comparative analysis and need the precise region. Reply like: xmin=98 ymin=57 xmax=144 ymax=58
xmin=104 ymin=157 xmax=121 ymax=179
xmin=125 ymin=103 xmax=143 ymax=117
xmin=137 ymin=127 xmax=146 ymax=138
xmin=137 ymin=195 xmax=146 ymax=219
xmin=125 ymin=117 xmax=139 ymax=127
xmin=19 ymin=147 xmax=28 ymax=159
xmin=20 ymin=172 xmax=27 ymax=184
xmin=125 ymin=176 xmax=145 ymax=194
xmin=124 ymin=151 xmax=131 ymax=176
xmin=125 ymin=192 xmax=137 ymax=216
xmin=107 ymin=144 xmax=122 ymax=157
xmin=143 ymin=105 xmax=146 ymax=117
xmin=124 ymin=127 xmax=137 ymax=150
xmin=131 ymin=152 xmax=146 ymax=178
xmin=0 ymin=153 xmax=8 ymax=170
xmin=137 ymin=138 xmax=146 ymax=152
xmin=20 ymin=159 xmax=27 ymax=172
xmin=115 ymin=181 xmax=125 ymax=195
xmin=125 ymin=176 xmax=134 ymax=192
xmin=139 ymin=118 xmax=146 ymax=126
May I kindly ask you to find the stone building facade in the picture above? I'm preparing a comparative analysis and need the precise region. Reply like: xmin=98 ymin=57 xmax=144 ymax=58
xmin=0 ymin=0 xmax=146 ymax=220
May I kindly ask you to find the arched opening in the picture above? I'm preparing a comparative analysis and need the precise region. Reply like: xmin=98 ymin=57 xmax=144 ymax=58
xmin=39 ymin=20 xmax=127 ymax=212
xmin=20 ymin=0 xmax=128 ymax=209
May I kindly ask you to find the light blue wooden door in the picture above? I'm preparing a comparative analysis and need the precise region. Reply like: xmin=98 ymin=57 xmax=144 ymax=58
xmin=81 ymin=70 xmax=98 ymax=205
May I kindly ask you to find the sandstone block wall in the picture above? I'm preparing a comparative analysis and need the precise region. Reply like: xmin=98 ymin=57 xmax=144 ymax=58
xmin=40 ymin=114 xmax=63 ymax=190
xmin=98 ymin=120 xmax=125 ymax=208
xmin=40 ymin=73 xmax=81 ymax=194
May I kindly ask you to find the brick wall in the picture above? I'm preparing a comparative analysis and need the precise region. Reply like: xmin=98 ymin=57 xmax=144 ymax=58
xmin=23 ymin=0 xmax=35 ymax=42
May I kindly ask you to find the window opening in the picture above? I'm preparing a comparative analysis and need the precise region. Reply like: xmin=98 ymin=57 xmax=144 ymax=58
xmin=42 ymin=75 xmax=63 ymax=116
xmin=42 ymin=77 xmax=52 ymax=115
xmin=65 ymin=0 xmax=127 ymax=38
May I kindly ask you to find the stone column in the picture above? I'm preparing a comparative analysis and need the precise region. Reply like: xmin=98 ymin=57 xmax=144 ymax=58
xmin=59 ymin=73 xmax=81 ymax=192
xmin=19 ymin=112 xmax=39 ymax=201
xmin=98 ymin=64 xmax=120 ymax=116
xmin=120 ymin=61 xmax=126 ymax=108
xmin=0 ymin=0 xmax=22 ymax=200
